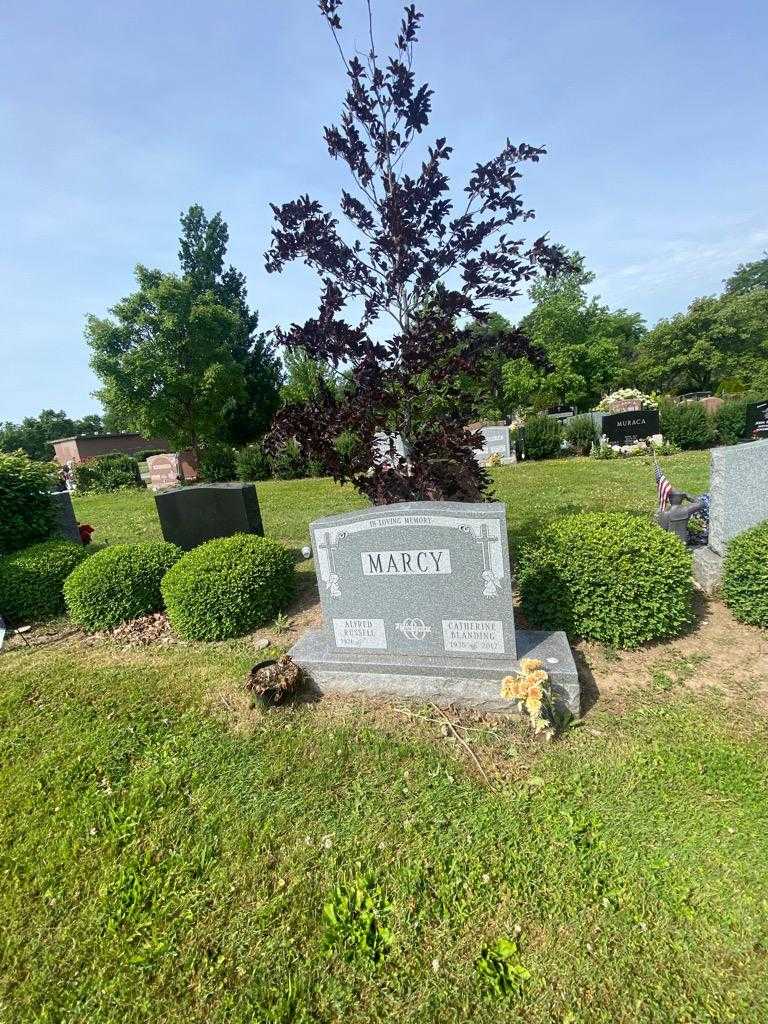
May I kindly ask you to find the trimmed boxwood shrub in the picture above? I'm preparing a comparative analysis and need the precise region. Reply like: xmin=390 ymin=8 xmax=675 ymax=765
xmin=64 ymin=541 xmax=183 ymax=631
xmin=0 ymin=451 xmax=59 ymax=554
xmin=161 ymin=534 xmax=296 ymax=641
xmin=522 ymin=415 xmax=563 ymax=460
xmin=722 ymin=521 xmax=768 ymax=627
xmin=715 ymin=399 xmax=749 ymax=446
xmin=658 ymin=400 xmax=716 ymax=450
xmin=0 ymin=539 xmax=88 ymax=623
xmin=519 ymin=512 xmax=693 ymax=648
xmin=73 ymin=453 xmax=144 ymax=493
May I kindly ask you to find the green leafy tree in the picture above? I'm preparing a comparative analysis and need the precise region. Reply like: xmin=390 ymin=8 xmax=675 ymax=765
xmin=92 ymin=206 xmax=282 ymax=448
xmin=724 ymin=252 xmax=768 ymax=296
xmin=280 ymin=348 xmax=341 ymax=406
xmin=178 ymin=206 xmax=282 ymax=443
xmin=503 ymin=253 xmax=645 ymax=412
xmin=466 ymin=313 xmax=519 ymax=419
xmin=0 ymin=409 xmax=104 ymax=461
xmin=636 ymin=287 xmax=768 ymax=394
xmin=87 ymin=268 xmax=245 ymax=458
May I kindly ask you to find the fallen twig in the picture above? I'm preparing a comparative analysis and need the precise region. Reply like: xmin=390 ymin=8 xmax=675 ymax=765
xmin=429 ymin=702 xmax=495 ymax=790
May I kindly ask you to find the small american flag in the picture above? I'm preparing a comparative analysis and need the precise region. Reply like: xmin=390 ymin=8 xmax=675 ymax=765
xmin=655 ymin=462 xmax=672 ymax=510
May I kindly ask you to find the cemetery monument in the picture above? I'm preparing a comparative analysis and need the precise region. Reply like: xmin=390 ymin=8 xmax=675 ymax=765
xmin=154 ymin=482 xmax=264 ymax=551
xmin=290 ymin=501 xmax=580 ymax=716
xmin=692 ymin=439 xmax=768 ymax=592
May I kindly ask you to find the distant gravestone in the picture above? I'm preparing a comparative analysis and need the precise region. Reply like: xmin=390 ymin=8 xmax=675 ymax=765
xmin=290 ymin=501 xmax=579 ymax=715
xmin=474 ymin=425 xmax=512 ymax=463
xmin=609 ymin=398 xmax=643 ymax=413
xmin=699 ymin=396 xmax=724 ymax=416
xmin=154 ymin=483 xmax=264 ymax=551
xmin=147 ymin=451 xmax=198 ymax=490
xmin=147 ymin=453 xmax=179 ymax=490
xmin=745 ymin=400 xmax=768 ymax=439
xmin=373 ymin=432 xmax=409 ymax=467
xmin=48 ymin=490 xmax=81 ymax=544
xmin=546 ymin=405 xmax=577 ymax=422
xmin=602 ymin=409 xmax=659 ymax=445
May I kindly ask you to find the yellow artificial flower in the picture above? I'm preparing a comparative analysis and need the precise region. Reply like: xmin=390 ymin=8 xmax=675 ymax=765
xmin=526 ymin=685 xmax=543 ymax=701
xmin=500 ymin=676 xmax=517 ymax=700
xmin=525 ymin=697 xmax=542 ymax=718
xmin=520 ymin=658 xmax=544 ymax=673
xmin=525 ymin=669 xmax=549 ymax=687
xmin=514 ymin=678 xmax=529 ymax=699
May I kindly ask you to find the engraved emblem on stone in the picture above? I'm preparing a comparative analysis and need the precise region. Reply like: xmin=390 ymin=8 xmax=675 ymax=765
xmin=316 ymin=529 xmax=342 ymax=597
xmin=459 ymin=522 xmax=503 ymax=596
xmin=395 ymin=618 xmax=432 ymax=641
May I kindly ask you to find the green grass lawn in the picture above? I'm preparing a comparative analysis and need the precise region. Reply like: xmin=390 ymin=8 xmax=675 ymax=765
xmin=73 ymin=451 xmax=710 ymax=552
xmin=5 ymin=451 xmax=765 ymax=1024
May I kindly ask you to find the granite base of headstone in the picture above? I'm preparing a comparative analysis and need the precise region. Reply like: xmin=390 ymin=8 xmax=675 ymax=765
xmin=691 ymin=438 xmax=768 ymax=593
xmin=289 ymin=501 xmax=580 ymax=717
xmin=49 ymin=490 xmax=82 ymax=544
xmin=154 ymin=482 xmax=264 ymax=551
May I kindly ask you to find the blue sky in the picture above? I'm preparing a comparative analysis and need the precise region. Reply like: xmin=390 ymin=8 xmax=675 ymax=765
xmin=2 ymin=0 xmax=767 ymax=422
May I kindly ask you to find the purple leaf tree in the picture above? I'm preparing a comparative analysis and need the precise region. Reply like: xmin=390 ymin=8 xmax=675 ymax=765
xmin=265 ymin=1 xmax=565 ymax=503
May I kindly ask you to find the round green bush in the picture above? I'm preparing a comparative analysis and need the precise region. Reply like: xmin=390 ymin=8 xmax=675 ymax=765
xmin=0 ymin=539 xmax=88 ymax=623
xmin=161 ymin=534 xmax=296 ymax=641
xmin=519 ymin=512 xmax=693 ymax=648
xmin=722 ymin=521 xmax=768 ymax=627
xmin=64 ymin=542 xmax=183 ymax=631
xmin=0 ymin=451 xmax=59 ymax=555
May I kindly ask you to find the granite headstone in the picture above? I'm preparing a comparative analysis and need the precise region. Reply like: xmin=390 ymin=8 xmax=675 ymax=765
xmin=745 ymin=400 xmax=768 ymax=439
xmin=708 ymin=438 xmax=768 ymax=555
xmin=290 ymin=501 xmax=580 ymax=715
xmin=373 ymin=432 xmax=409 ymax=468
xmin=693 ymin=438 xmax=768 ymax=591
xmin=48 ymin=490 xmax=81 ymax=544
xmin=475 ymin=425 xmax=512 ymax=463
xmin=147 ymin=453 xmax=179 ymax=490
xmin=154 ymin=482 xmax=264 ymax=551
xmin=602 ymin=409 xmax=659 ymax=445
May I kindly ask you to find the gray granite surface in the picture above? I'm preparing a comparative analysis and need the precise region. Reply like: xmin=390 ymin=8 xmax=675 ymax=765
xmin=154 ymin=482 xmax=264 ymax=550
xmin=708 ymin=439 xmax=768 ymax=555
xmin=49 ymin=490 xmax=81 ymax=544
xmin=309 ymin=501 xmax=517 ymax=661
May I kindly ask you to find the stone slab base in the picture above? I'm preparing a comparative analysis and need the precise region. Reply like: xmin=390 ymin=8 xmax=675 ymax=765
xmin=692 ymin=546 xmax=723 ymax=594
xmin=289 ymin=628 xmax=580 ymax=717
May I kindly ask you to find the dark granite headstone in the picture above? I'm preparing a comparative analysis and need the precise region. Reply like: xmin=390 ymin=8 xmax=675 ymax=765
xmin=745 ymin=400 xmax=768 ymax=439
xmin=154 ymin=483 xmax=264 ymax=551
xmin=48 ymin=490 xmax=82 ymax=544
xmin=602 ymin=409 xmax=659 ymax=445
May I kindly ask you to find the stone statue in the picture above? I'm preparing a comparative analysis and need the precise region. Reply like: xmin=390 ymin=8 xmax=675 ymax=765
xmin=656 ymin=489 xmax=710 ymax=546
